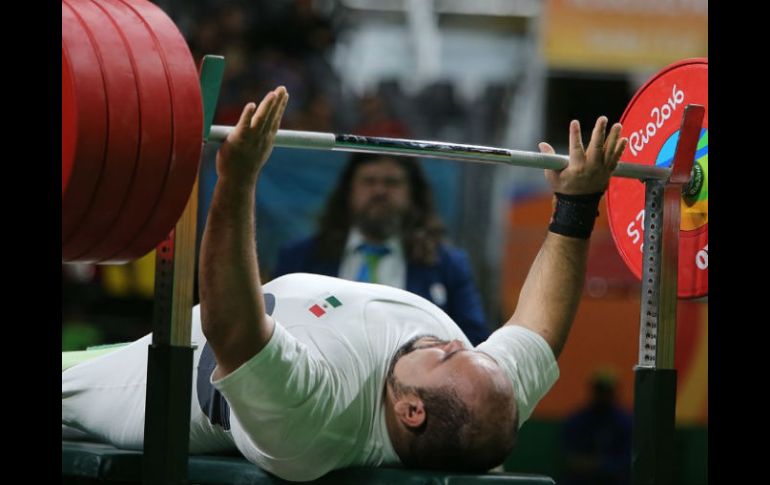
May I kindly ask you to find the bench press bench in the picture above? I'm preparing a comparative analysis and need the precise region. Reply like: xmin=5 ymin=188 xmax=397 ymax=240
xmin=62 ymin=441 xmax=556 ymax=485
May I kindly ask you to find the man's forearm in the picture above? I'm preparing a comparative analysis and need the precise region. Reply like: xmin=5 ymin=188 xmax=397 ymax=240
xmin=199 ymin=177 xmax=273 ymax=376
xmin=505 ymin=231 xmax=589 ymax=359
xmin=502 ymin=117 xmax=626 ymax=359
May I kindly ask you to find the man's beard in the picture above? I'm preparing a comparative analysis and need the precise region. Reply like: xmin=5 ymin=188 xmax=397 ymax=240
xmin=353 ymin=199 xmax=405 ymax=240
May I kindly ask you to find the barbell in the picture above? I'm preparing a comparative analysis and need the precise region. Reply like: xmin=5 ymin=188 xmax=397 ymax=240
xmin=61 ymin=0 xmax=708 ymax=298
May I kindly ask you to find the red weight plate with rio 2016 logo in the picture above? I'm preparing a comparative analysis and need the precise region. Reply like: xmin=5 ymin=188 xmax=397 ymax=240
xmin=607 ymin=58 xmax=708 ymax=298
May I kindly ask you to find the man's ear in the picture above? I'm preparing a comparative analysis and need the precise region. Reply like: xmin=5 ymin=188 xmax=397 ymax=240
xmin=393 ymin=395 xmax=426 ymax=429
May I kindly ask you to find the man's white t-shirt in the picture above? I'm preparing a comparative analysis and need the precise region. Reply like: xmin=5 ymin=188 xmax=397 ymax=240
xmin=214 ymin=273 xmax=468 ymax=480
xmin=476 ymin=325 xmax=560 ymax=425
xmin=62 ymin=273 xmax=559 ymax=482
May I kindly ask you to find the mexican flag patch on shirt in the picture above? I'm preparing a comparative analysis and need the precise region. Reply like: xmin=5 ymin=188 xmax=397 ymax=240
xmin=308 ymin=295 xmax=343 ymax=317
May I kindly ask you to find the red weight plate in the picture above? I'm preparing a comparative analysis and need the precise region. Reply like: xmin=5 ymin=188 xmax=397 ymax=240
xmin=108 ymin=0 xmax=203 ymax=262
xmin=74 ymin=0 xmax=174 ymax=263
xmin=62 ymin=3 xmax=108 ymax=244
xmin=62 ymin=0 xmax=141 ymax=261
xmin=607 ymin=58 xmax=708 ymax=298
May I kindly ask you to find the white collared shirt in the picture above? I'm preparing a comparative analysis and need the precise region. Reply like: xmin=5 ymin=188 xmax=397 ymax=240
xmin=337 ymin=228 xmax=407 ymax=289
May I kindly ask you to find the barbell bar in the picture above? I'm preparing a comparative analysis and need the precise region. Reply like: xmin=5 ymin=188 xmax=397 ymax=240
xmin=208 ymin=126 xmax=674 ymax=181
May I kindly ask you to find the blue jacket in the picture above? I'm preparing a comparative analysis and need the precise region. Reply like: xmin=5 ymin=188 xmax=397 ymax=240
xmin=272 ymin=237 xmax=490 ymax=345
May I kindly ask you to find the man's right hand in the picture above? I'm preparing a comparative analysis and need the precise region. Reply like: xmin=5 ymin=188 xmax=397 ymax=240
xmin=215 ymin=86 xmax=289 ymax=186
xmin=538 ymin=117 xmax=628 ymax=195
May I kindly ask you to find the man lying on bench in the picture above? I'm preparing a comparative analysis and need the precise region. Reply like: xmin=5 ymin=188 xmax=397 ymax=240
xmin=62 ymin=86 xmax=627 ymax=482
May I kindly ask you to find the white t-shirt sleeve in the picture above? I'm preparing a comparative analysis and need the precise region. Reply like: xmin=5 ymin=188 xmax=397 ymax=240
xmin=475 ymin=325 xmax=560 ymax=427
xmin=212 ymin=321 xmax=341 ymax=479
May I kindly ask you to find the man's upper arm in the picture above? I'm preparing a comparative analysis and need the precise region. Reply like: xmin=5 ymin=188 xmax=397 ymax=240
xmin=505 ymin=233 xmax=590 ymax=359
xmin=213 ymin=321 xmax=340 ymax=457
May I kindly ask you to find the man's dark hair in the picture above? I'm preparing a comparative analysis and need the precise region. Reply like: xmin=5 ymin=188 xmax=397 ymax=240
xmin=402 ymin=384 xmax=518 ymax=472
xmin=315 ymin=152 xmax=445 ymax=264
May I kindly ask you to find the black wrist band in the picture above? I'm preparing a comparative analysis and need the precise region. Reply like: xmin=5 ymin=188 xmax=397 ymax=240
xmin=548 ymin=192 xmax=603 ymax=239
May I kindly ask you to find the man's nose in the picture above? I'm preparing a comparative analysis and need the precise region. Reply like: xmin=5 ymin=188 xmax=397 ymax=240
xmin=372 ymin=180 xmax=392 ymax=193
xmin=444 ymin=339 xmax=464 ymax=353
xmin=372 ymin=184 xmax=388 ymax=195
